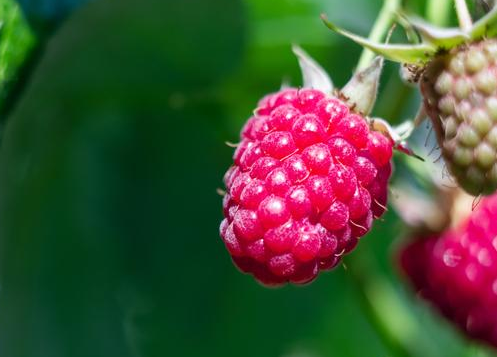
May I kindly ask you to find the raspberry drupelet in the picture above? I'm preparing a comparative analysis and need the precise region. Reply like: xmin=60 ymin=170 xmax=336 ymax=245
xmin=220 ymin=87 xmax=393 ymax=286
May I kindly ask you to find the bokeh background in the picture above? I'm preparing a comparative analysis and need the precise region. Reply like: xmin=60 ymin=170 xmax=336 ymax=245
xmin=0 ymin=0 xmax=493 ymax=356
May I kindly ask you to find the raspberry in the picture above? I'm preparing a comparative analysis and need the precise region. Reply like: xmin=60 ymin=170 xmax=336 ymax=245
xmin=421 ymin=40 xmax=497 ymax=196
xmin=399 ymin=193 xmax=497 ymax=348
xmin=220 ymin=88 xmax=393 ymax=286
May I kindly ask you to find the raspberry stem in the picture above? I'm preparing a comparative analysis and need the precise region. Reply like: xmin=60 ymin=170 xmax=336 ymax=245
xmin=455 ymin=0 xmax=473 ymax=31
xmin=356 ymin=0 xmax=400 ymax=71
xmin=426 ymin=0 xmax=452 ymax=26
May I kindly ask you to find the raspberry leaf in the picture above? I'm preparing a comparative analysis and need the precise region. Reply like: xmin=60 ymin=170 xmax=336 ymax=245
xmin=321 ymin=14 xmax=437 ymax=64
xmin=292 ymin=44 xmax=333 ymax=93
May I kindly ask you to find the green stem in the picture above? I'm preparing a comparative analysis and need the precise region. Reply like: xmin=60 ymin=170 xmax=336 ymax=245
xmin=356 ymin=0 xmax=401 ymax=71
xmin=455 ymin=0 xmax=473 ymax=31
xmin=426 ymin=0 xmax=452 ymax=26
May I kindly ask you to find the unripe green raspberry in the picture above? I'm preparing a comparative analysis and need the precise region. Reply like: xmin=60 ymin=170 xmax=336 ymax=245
xmin=421 ymin=40 xmax=497 ymax=196
xmin=321 ymin=12 xmax=497 ymax=197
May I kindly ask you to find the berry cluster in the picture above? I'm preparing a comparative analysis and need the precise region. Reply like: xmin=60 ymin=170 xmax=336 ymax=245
xmin=220 ymin=88 xmax=393 ymax=286
xmin=400 ymin=194 xmax=497 ymax=347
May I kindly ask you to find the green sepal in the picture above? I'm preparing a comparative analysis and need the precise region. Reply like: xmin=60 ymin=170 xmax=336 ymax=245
xmin=470 ymin=4 xmax=497 ymax=39
xmin=292 ymin=44 xmax=333 ymax=93
xmin=407 ymin=16 xmax=469 ymax=48
xmin=321 ymin=14 xmax=436 ymax=64
xmin=341 ymin=56 xmax=383 ymax=116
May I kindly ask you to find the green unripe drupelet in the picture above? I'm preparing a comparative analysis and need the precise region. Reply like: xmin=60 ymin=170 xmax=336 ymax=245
xmin=421 ymin=40 xmax=497 ymax=195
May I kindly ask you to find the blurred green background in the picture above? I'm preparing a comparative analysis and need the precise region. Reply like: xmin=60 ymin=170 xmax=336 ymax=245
xmin=0 ymin=0 xmax=493 ymax=356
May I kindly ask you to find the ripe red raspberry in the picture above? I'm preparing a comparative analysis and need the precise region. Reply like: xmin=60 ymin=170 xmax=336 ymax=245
xmin=220 ymin=87 xmax=393 ymax=286
xmin=400 ymin=193 xmax=497 ymax=348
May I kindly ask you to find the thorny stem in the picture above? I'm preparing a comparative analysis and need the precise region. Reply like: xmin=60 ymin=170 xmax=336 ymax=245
xmin=356 ymin=0 xmax=401 ymax=71
xmin=455 ymin=0 xmax=473 ymax=31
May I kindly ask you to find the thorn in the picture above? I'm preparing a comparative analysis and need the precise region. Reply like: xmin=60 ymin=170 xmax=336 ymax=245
xmin=394 ymin=141 xmax=425 ymax=161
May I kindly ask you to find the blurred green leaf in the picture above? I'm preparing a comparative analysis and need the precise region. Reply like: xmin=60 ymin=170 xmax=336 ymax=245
xmin=0 ymin=0 xmax=35 ymax=130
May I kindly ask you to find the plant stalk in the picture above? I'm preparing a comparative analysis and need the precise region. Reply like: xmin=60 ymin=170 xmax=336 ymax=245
xmin=357 ymin=0 xmax=401 ymax=71
xmin=427 ymin=0 xmax=452 ymax=26
xmin=455 ymin=0 xmax=473 ymax=31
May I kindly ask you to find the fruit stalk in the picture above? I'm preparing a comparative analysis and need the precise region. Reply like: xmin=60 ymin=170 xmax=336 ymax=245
xmin=356 ymin=0 xmax=400 ymax=71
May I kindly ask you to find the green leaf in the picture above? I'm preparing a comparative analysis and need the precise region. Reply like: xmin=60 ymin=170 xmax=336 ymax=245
xmin=321 ymin=14 xmax=437 ymax=64
xmin=470 ymin=3 xmax=497 ymax=39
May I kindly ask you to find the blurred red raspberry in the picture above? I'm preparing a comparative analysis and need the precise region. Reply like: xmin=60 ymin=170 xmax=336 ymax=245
xmin=400 ymin=193 xmax=497 ymax=348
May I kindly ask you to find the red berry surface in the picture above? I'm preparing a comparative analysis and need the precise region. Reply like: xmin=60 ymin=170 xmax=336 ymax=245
xmin=400 ymin=193 xmax=497 ymax=347
xmin=221 ymin=88 xmax=393 ymax=286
